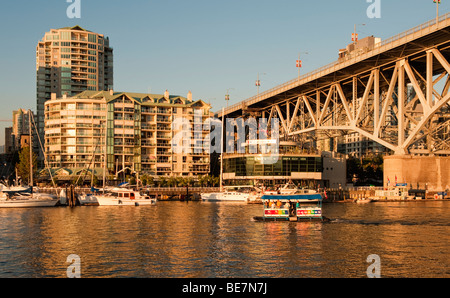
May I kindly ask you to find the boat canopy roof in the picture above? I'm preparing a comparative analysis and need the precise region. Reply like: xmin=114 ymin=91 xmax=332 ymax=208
xmin=261 ymin=194 xmax=322 ymax=202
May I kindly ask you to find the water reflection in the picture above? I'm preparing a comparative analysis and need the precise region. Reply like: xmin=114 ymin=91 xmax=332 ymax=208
xmin=0 ymin=201 xmax=449 ymax=277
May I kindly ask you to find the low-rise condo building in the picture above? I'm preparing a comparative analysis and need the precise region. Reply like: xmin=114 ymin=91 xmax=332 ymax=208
xmin=44 ymin=90 xmax=211 ymax=181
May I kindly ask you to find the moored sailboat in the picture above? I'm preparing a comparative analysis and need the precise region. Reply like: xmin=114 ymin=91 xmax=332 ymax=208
xmin=200 ymin=108 xmax=251 ymax=202
xmin=0 ymin=110 xmax=59 ymax=208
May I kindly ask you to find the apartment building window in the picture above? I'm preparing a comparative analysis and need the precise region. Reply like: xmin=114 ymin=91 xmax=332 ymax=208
xmin=61 ymin=31 xmax=70 ymax=40
xmin=88 ymin=34 xmax=97 ymax=43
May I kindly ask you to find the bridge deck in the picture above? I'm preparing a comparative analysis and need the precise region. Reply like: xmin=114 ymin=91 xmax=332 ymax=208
xmin=220 ymin=13 xmax=450 ymax=118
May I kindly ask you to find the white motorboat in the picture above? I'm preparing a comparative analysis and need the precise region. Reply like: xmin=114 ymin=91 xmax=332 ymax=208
xmin=263 ymin=182 xmax=301 ymax=195
xmin=95 ymin=187 xmax=156 ymax=206
xmin=201 ymin=191 xmax=250 ymax=202
xmin=354 ymin=197 xmax=373 ymax=204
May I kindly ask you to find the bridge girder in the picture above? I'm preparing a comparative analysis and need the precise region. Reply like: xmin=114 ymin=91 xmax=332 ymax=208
xmin=222 ymin=18 xmax=450 ymax=157
xmin=262 ymin=48 xmax=450 ymax=156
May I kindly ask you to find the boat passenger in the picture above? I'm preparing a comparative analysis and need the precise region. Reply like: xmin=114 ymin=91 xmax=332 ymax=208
xmin=276 ymin=200 xmax=282 ymax=208
xmin=284 ymin=201 xmax=290 ymax=209
xmin=270 ymin=200 xmax=276 ymax=209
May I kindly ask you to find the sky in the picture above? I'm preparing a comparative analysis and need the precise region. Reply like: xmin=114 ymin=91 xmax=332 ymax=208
xmin=0 ymin=0 xmax=448 ymax=146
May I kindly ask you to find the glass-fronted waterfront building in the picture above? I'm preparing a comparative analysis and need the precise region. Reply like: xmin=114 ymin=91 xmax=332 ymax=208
xmin=44 ymin=90 xmax=211 ymax=180
xmin=222 ymin=141 xmax=345 ymax=189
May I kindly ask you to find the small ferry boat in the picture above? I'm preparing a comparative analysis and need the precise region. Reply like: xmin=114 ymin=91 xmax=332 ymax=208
xmin=95 ymin=187 xmax=157 ymax=206
xmin=253 ymin=191 xmax=329 ymax=222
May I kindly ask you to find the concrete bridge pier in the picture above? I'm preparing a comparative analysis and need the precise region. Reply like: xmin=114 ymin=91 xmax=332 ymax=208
xmin=384 ymin=155 xmax=450 ymax=191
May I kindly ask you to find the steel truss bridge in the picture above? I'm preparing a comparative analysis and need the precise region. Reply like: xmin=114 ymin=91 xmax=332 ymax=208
xmin=220 ymin=13 xmax=450 ymax=156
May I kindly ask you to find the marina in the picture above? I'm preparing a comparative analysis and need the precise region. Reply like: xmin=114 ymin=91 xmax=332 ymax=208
xmin=1 ymin=183 xmax=448 ymax=208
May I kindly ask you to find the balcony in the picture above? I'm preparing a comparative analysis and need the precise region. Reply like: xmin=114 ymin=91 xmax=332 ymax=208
xmin=157 ymin=116 xmax=171 ymax=122
xmin=157 ymin=141 xmax=171 ymax=147
xmin=141 ymin=140 xmax=156 ymax=147
xmin=141 ymin=124 xmax=156 ymax=130
xmin=156 ymin=133 xmax=171 ymax=139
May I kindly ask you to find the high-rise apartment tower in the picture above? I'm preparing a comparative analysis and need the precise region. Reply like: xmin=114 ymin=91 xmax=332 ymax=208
xmin=36 ymin=25 xmax=113 ymax=155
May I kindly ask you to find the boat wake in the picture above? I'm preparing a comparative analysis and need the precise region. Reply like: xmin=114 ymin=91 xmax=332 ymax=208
xmin=328 ymin=218 xmax=444 ymax=226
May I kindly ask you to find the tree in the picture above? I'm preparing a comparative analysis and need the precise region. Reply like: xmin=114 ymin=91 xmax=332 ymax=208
xmin=198 ymin=175 xmax=208 ymax=187
xmin=92 ymin=175 xmax=100 ymax=187
xmin=207 ymin=175 xmax=220 ymax=187
xmin=140 ymin=174 xmax=148 ymax=186
xmin=159 ymin=177 xmax=167 ymax=187
xmin=347 ymin=154 xmax=384 ymax=186
xmin=16 ymin=146 xmax=38 ymax=186
xmin=146 ymin=175 xmax=155 ymax=187
xmin=167 ymin=176 xmax=177 ymax=187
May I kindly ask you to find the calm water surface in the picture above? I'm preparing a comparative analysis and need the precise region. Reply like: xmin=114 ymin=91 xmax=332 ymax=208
xmin=0 ymin=201 xmax=449 ymax=278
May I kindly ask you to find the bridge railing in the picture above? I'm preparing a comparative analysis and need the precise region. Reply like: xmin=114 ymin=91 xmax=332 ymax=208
xmin=222 ymin=12 xmax=450 ymax=116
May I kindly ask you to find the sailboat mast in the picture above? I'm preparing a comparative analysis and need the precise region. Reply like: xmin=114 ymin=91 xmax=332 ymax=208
xmin=103 ymin=120 xmax=107 ymax=193
xmin=220 ymin=107 xmax=224 ymax=192
xmin=29 ymin=109 xmax=33 ymax=188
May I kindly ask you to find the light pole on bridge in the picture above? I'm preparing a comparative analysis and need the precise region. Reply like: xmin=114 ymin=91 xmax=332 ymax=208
xmin=296 ymin=52 xmax=308 ymax=82
xmin=353 ymin=23 xmax=366 ymax=46
xmin=256 ymin=73 xmax=266 ymax=96
xmin=225 ymin=88 xmax=234 ymax=109
xmin=434 ymin=0 xmax=441 ymax=26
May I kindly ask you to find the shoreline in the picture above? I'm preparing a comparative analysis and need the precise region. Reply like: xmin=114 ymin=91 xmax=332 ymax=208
xmin=323 ymin=198 xmax=450 ymax=203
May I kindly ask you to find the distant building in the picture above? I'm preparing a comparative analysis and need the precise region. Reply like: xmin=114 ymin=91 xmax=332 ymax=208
xmin=337 ymin=132 xmax=387 ymax=158
xmin=36 ymin=25 xmax=113 ymax=157
xmin=10 ymin=109 xmax=34 ymax=153
xmin=44 ymin=90 xmax=211 ymax=181
xmin=4 ymin=127 xmax=13 ymax=154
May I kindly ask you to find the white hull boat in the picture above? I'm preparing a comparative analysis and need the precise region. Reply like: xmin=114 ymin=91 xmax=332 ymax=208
xmin=201 ymin=192 xmax=250 ymax=202
xmin=95 ymin=188 xmax=156 ymax=206
xmin=78 ymin=194 xmax=99 ymax=206
xmin=95 ymin=195 xmax=156 ymax=206
xmin=0 ymin=193 xmax=59 ymax=208
xmin=354 ymin=198 xmax=373 ymax=204
xmin=263 ymin=182 xmax=301 ymax=195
